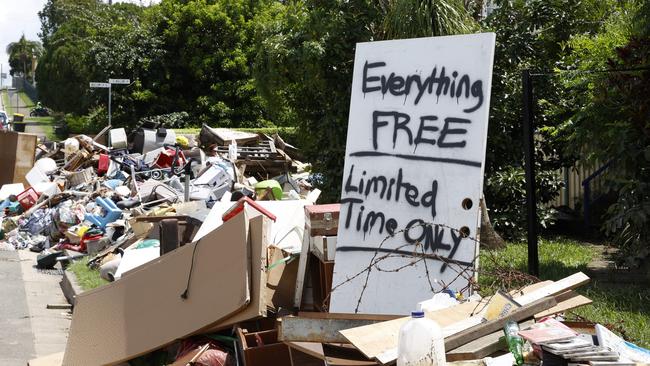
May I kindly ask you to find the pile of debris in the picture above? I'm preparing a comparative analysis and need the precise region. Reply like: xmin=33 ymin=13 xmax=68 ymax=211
xmin=1 ymin=126 xmax=649 ymax=366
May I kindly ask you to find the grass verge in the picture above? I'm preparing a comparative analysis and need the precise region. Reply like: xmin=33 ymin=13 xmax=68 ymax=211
xmin=480 ymin=237 xmax=650 ymax=348
xmin=68 ymin=258 xmax=108 ymax=291
xmin=1 ymin=89 xmax=13 ymax=115
xmin=18 ymin=91 xmax=35 ymax=108
xmin=25 ymin=116 xmax=59 ymax=141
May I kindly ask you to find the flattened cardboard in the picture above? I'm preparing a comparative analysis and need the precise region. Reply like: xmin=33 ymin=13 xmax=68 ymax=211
xmin=63 ymin=211 xmax=252 ymax=366
xmin=201 ymin=214 xmax=271 ymax=332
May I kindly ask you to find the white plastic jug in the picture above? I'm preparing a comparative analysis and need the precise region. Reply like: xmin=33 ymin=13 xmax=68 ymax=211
xmin=397 ymin=311 xmax=446 ymax=366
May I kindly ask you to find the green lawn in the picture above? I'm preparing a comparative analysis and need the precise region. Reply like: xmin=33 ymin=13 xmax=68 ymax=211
xmin=68 ymin=258 xmax=108 ymax=291
xmin=1 ymin=89 xmax=13 ymax=115
xmin=25 ymin=116 xmax=59 ymax=141
xmin=19 ymin=91 xmax=35 ymax=108
xmin=480 ymin=237 xmax=650 ymax=348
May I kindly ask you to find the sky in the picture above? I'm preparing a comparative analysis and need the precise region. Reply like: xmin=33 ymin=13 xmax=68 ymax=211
xmin=0 ymin=0 xmax=157 ymax=88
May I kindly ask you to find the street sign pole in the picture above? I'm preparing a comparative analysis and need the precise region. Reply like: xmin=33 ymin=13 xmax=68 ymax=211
xmin=89 ymin=78 xmax=129 ymax=128
xmin=108 ymin=83 xmax=112 ymax=127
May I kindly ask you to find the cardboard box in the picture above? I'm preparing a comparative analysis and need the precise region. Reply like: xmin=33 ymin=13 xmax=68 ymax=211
xmin=236 ymin=328 xmax=291 ymax=366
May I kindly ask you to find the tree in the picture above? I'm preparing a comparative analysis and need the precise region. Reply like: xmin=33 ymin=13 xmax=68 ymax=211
xmin=148 ymin=0 xmax=269 ymax=128
xmin=558 ymin=1 xmax=650 ymax=256
xmin=6 ymin=35 xmax=43 ymax=80
xmin=378 ymin=0 xmax=476 ymax=39
xmin=480 ymin=0 xmax=617 ymax=239
xmin=254 ymin=0 xmax=381 ymax=202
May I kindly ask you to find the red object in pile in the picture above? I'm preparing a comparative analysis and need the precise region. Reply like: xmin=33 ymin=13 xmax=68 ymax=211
xmin=97 ymin=154 xmax=110 ymax=175
xmin=17 ymin=187 xmax=40 ymax=210
xmin=222 ymin=196 xmax=277 ymax=222
xmin=153 ymin=148 xmax=186 ymax=169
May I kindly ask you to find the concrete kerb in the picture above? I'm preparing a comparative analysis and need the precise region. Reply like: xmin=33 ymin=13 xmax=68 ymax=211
xmin=60 ymin=270 xmax=84 ymax=307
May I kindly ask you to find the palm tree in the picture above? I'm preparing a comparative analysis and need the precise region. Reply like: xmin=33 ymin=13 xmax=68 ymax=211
xmin=378 ymin=0 xmax=478 ymax=39
xmin=6 ymin=34 xmax=44 ymax=80
xmin=377 ymin=0 xmax=505 ymax=249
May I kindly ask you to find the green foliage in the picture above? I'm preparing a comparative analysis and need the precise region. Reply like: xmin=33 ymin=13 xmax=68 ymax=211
xmin=138 ymin=111 xmax=191 ymax=130
xmin=480 ymin=0 xmax=617 ymax=236
xmin=148 ymin=0 xmax=269 ymax=128
xmin=254 ymin=0 xmax=381 ymax=202
xmin=37 ymin=0 xmax=164 ymax=121
xmin=64 ymin=107 xmax=107 ymax=135
xmin=556 ymin=1 xmax=650 ymax=254
xmin=485 ymin=166 xmax=561 ymax=239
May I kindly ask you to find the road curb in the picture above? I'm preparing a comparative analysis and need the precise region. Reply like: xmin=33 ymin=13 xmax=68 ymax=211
xmin=60 ymin=269 xmax=84 ymax=307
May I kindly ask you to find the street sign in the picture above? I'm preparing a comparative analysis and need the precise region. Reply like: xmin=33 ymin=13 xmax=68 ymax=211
xmin=90 ymin=82 xmax=110 ymax=88
xmin=109 ymin=78 xmax=130 ymax=85
xmin=0 ymin=73 xmax=6 ymax=79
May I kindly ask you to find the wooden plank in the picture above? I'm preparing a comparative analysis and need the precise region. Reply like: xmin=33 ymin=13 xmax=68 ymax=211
xmin=444 ymin=296 xmax=557 ymax=350
xmin=342 ymin=274 xmax=589 ymax=365
xmin=535 ymin=293 xmax=592 ymax=319
xmin=341 ymin=298 xmax=488 ymax=362
xmin=279 ymin=316 xmax=393 ymax=343
xmin=515 ymin=272 xmax=589 ymax=305
xmin=445 ymin=319 xmax=534 ymax=361
xmin=63 ymin=211 xmax=252 ymax=366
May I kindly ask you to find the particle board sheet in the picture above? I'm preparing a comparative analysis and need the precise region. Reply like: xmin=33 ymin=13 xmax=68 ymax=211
xmin=201 ymin=214 xmax=271 ymax=333
xmin=63 ymin=211 xmax=252 ymax=366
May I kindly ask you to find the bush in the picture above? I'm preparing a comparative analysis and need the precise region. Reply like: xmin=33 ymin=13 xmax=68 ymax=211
xmin=485 ymin=166 xmax=562 ymax=240
xmin=138 ymin=111 xmax=192 ymax=130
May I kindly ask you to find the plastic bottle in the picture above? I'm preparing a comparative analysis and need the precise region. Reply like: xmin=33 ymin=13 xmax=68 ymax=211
xmin=397 ymin=311 xmax=446 ymax=366
xmin=503 ymin=320 xmax=524 ymax=366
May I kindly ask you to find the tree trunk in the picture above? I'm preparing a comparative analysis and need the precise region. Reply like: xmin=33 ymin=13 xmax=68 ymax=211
xmin=480 ymin=196 xmax=506 ymax=249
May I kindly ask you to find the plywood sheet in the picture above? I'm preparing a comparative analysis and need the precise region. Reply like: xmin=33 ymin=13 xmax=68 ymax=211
xmin=63 ymin=211 xmax=252 ymax=366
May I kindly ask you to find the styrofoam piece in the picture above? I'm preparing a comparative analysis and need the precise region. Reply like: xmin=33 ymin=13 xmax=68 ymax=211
xmin=32 ymin=182 xmax=61 ymax=197
xmin=114 ymin=247 xmax=160 ymax=280
xmin=108 ymin=128 xmax=128 ymax=149
xmin=26 ymin=165 xmax=50 ymax=187
xmin=0 ymin=183 xmax=25 ymax=200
